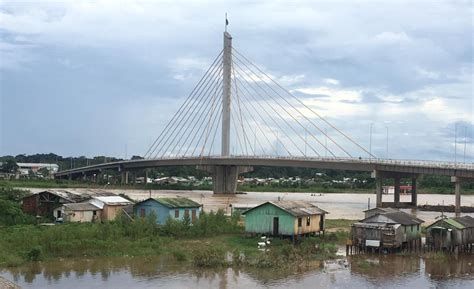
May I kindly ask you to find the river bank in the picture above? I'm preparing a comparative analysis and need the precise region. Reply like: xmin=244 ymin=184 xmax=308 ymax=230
xmin=0 ymin=218 xmax=349 ymax=269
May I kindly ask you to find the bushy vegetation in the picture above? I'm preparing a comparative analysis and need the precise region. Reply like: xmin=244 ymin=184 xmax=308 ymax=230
xmin=0 ymin=185 xmax=35 ymax=226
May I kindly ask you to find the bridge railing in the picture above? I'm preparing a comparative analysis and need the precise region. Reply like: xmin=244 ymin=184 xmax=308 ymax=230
xmin=152 ymin=154 xmax=474 ymax=170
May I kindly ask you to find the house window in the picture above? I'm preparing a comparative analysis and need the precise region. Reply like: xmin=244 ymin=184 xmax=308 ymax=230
xmin=298 ymin=218 xmax=302 ymax=227
xmin=192 ymin=209 xmax=197 ymax=221
xmin=306 ymin=216 xmax=311 ymax=226
xmin=93 ymin=210 xmax=97 ymax=216
xmin=140 ymin=208 xmax=145 ymax=218
xmin=175 ymin=209 xmax=179 ymax=218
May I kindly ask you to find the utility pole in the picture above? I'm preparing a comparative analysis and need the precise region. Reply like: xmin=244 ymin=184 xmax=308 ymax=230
xmin=464 ymin=125 xmax=467 ymax=163
xmin=369 ymin=123 xmax=373 ymax=158
xmin=221 ymin=31 xmax=232 ymax=156
xmin=454 ymin=123 xmax=457 ymax=164
xmin=385 ymin=126 xmax=389 ymax=159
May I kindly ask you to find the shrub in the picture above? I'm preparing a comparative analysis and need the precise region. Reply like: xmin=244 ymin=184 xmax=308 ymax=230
xmin=192 ymin=247 xmax=226 ymax=267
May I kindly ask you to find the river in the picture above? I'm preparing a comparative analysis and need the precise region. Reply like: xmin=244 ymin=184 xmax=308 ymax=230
xmin=1 ymin=254 xmax=473 ymax=289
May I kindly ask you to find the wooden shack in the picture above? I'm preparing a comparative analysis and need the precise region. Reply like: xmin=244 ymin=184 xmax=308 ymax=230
xmin=134 ymin=197 xmax=202 ymax=225
xmin=21 ymin=190 xmax=89 ymax=219
xmin=350 ymin=211 xmax=424 ymax=252
xmin=425 ymin=216 xmax=474 ymax=252
xmin=89 ymin=196 xmax=133 ymax=221
xmin=57 ymin=202 xmax=101 ymax=223
xmin=242 ymin=201 xmax=327 ymax=238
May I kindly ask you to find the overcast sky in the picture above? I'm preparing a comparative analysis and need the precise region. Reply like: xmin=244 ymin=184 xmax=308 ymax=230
xmin=0 ymin=0 xmax=472 ymax=162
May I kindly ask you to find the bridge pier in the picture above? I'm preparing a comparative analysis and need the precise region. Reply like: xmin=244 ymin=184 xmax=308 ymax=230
xmin=394 ymin=177 xmax=401 ymax=206
xmin=373 ymin=170 xmax=419 ymax=208
xmin=199 ymin=165 xmax=253 ymax=194
xmin=121 ymin=171 xmax=129 ymax=185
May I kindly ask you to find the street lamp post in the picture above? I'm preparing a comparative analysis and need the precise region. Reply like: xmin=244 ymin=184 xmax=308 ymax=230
xmin=385 ymin=126 xmax=389 ymax=159
xmin=369 ymin=123 xmax=374 ymax=158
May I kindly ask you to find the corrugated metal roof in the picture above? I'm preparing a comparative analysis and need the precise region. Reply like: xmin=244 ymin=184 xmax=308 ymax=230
xmin=154 ymin=197 xmax=201 ymax=208
xmin=92 ymin=196 xmax=132 ymax=205
xmin=362 ymin=207 xmax=398 ymax=213
xmin=35 ymin=190 xmax=89 ymax=203
xmin=454 ymin=216 xmax=474 ymax=228
xmin=243 ymin=201 xmax=327 ymax=217
xmin=362 ymin=211 xmax=424 ymax=225
xmin=63 ymin=202 xmax=100 ymax=211
xmin=443 ymin=218 xmax=465 ymax=229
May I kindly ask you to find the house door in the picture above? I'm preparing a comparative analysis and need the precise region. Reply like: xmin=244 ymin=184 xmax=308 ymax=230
xmin=273 ymin=217 xmax=279 ymax=235
xmin=56 ymin=210 xmax=62 ymax=219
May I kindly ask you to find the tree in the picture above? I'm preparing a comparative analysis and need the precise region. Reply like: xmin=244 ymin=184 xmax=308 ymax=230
xmin=1 ymin=159 xmax=18 ymax=173
xmin=38 ymin=167 xmax=51 ymax=178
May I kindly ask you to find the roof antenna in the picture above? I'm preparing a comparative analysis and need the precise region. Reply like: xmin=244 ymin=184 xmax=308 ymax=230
xmin=225 ymin=13 xmax=229 ymax=32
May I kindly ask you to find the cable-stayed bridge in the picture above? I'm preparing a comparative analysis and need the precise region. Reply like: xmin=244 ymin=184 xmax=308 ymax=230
xmin=55 ymin=31 xmax=474 ymax=215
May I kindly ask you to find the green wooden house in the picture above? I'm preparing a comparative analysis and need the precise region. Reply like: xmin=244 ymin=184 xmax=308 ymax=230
xmin=426 ymin=216 xmax=474 ymax=250
xmin=242 ymin=201 xmax=328 ymax=237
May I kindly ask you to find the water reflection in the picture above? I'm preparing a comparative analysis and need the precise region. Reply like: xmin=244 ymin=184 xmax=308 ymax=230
xmin=1 ymin=254 xmax=473 ymax=289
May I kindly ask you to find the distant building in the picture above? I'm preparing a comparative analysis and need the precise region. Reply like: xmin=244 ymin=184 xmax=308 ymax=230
xmin=351 ymin=211 xmax=424 ymax=251
xmin=16 ymin=163 xmax=59 ymax=175
xmin=56 ymin=203 xmax=101 ymax=223
xmin=134 ymin=197 xmax=202 ymax=224
xmin=89 ymin=196 xmax=133 ymax=221
xmin=242 ymin=201 xmax=327 ymax=238
xmin=22 ymin=190 xmax=89 ymax=219
xmin=426 ymin=216 xmax=474 ymax=251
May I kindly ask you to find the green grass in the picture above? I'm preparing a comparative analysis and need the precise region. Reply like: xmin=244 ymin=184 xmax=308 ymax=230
xmin=0 ymin=221 xmax=344 ymax=269
xmin=325 ymin=219 xmax=357 ymax=230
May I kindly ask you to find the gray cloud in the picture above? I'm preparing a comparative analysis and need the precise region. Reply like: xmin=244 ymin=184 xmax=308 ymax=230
xmin=0 ymin=0 xmax=472 ymax=162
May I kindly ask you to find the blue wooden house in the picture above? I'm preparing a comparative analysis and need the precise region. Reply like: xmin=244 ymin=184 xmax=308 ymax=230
xmin=134 ymin=197 xmax=202 ymax=224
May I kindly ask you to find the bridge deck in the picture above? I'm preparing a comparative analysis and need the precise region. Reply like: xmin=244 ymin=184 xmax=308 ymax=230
xmin=55 ymin=156 xmax=474 ymax=178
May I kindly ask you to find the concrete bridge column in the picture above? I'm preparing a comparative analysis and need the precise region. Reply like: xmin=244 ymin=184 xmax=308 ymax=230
xmin=376 ymin=177 xmax=383 ymax=207
xmin=121 ymin=171 xmax=129 ymax=185
xmin=451 ymin=177 xmax=462 ymax=217
xmin=411 ymin=178 xmax=417 ymax=206
xmin=394 ymin=177 xmax=401 ymax=206
xmin=199 ymin=165 xmax=253 ymax=194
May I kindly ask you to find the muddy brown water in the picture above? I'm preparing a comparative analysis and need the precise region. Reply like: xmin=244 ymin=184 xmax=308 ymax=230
xmin=1 ymin=254 xmax=473 ymax=289
xmin=26 ymin=188 xmax=474 ymax=222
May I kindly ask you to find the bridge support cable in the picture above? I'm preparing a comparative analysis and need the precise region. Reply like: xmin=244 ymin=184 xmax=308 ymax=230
xmin=191 ymin=84 xmax=224 ymax=156
xmin=183 ymin=84 xmax=223 ymax=157
xmin=152 ymin=59 xmax=224 ymax=158
xmin=204 ymin=108 xmax=223 ymax=157
xmin=180 ymin=74 xmax=224 ymax=156
xmin=233 ymin=52 xmax=344 ymax=157
xmin=229 ymin=77 xmax=281 ymax=156
xmin=233 ymin=48 xmax=375 ymax=158
xmin=232 ymin=64 xmax=313 ymax=157
xmin=147 ymin=54 xmax=223 ymax=158
xmin=144 ymin=50 xmax=223 ymax=158
xmin=232 ymin=76 xmax=295 ymax=156
xmin=233 ymin=53 xmax=334 ymax=157
xmin=230 ymin=87 xmax=268 ymax=156
xmin=161 ymin=66 xmax=223 ymax=158
xmin=232 ymin=63 xmax=249 ymax=156
xmin=230 ymin=83 xmax=257 ymax=156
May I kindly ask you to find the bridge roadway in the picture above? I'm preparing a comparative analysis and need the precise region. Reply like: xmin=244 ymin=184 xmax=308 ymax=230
xmin=55 ymin=156 xmax=474 ymax=178
xmin=55 ymin=156 xmax=474 ymax=215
